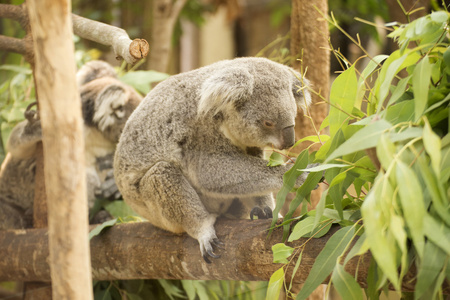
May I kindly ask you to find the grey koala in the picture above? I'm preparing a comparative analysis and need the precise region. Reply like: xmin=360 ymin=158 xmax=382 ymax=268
xmin=0 ymin=60 xmax=142 ymax=229
xmin=114 ymin=57 xmax=314 ymax=263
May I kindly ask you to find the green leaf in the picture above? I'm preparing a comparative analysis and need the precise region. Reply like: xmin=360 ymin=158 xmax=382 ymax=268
xmin=271 ymin=149 xmax=309 ymax=233
xmin=386 ymin=76 xmax=411 ymax=108
xmin=120 ymin=70 xmax=169 ymax=94
xmin=423 ymin=213 xmax=450 ymax=256
xmin=288 ymin=216 xmax=332 ymax=241
xmin=376 ymin=134 xmax=396 ymax=171
xmin=293 ymin=134 xmax=330 ymax=148
xmin=332 ymin=264 xmax=364 ymax=300
xmin=325 ymin=119 xmax=391 ymax=163
xmin=181 ymin=280 xmax=196 ymax=300
xmin=267 ymin=151 xmax=286 ymax=167
xmin=266 ymin=267 xmax=284 ymax=300
xmin=344 ymin=233 xmax=369 ymax=265
xmin=272 ymin=243 xmax=294 ymax=263
xmin=414 ymin=242 xmax=447 ymax=300
xmin=375 ymin=50 xmax=421 ymax=113
xmin=326 ymin=121 xmax=423 ymax=163
xmin=412 ymin=56 xmax=432 ymax=121
xmin=361 ymin=177 xmax=400 ymax=290
xmin=296 ymin=226 xmax=356 ymax=300
xmin=283 ymin=171 xmax=325 ymax=240
xmin=423 ymin=119 xmax=442 ymax=177
xmin=395 ymin=161 xmax=425 ymax=258
xmin=104 ymin=200 xmax=138 ymax=219
xmin=329 ymin=66 xmax=358 ymax=137
xmin=89 ymin=218 xmax=118 ymax=240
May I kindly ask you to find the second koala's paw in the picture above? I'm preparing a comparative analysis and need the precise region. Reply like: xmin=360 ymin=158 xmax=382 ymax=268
xmin=250 ymin=206 xmax=273 ymax=220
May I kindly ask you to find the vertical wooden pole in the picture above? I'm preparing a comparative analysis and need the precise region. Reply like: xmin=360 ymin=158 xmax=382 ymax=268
xmin=289 ymin=1 xmax=330 ymax=298
xmin=26 ymin=0 xmax=93 ymax=299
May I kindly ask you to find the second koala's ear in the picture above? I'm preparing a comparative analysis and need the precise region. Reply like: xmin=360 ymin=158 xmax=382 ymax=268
xmin=291 ymin=70 xmax=312 ymax=112
xmin=93 ymin=84 xmax=128 ymax=132
xmin=198 ymin=67 xmax=254 ymax=117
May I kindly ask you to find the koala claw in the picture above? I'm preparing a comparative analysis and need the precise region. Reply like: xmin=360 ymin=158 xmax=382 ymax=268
xmin=212 ymin=238 xmax=225 ymax=249
xmin=202 ymin=246 xmax=221 ymax=264
xmin=250 ymin=206 xmax=273 ymax=220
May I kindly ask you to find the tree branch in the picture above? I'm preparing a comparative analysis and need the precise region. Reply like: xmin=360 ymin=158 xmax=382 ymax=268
xmin=0 ymin=4 xmax=149 ymax=65
xmin=1 ymin=219 xmax=443 ymax=294
xmin=72 ymin=14 xmax=149 ymax=65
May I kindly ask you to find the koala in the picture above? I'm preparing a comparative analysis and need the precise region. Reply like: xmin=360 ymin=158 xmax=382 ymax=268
xmin=114 ymin=57 xmax=313 ymax=263
xmin=0 ymin=60 xmax=142 ymax=230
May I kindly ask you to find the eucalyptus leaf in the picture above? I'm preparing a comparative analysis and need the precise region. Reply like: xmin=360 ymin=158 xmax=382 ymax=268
xmin=412 ymin=56 xmax=432 ymax=121
xmin=329 ymin=66 xmax=358 ymax=137
xmin=296 ymin=226 xmax=356 ymax=300
xmin=272 ymin=243 xmax=294 ymax=263
xmin=396 ymin=161 xmax=425 ymax=258
xmin=414 ymin=242 xmax=447 ymax=300
xmin=332 ymin=264 xmax=364 ymax=300
xmin=89 ymin=218 xmax=118 ymax=240
xmin=266 ymin=268 xmax=284 ymax=300
xmin=325 ymin=120 xmax=392 ymax=163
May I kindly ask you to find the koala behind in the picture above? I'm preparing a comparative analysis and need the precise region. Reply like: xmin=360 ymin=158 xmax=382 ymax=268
xmin=0 ymin=60 xmax=142 ymax=229
xmin=114 ymin=57 xmax=312 ymax=262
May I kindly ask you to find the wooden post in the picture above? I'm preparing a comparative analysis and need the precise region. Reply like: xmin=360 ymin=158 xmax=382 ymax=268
xmin=26 ymin=0 xmax=93 ymax=299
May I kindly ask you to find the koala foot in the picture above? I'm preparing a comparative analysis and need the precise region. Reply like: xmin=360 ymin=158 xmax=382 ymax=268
xmin=250 ymin=206 xmax=273 ymax=220
xmin=200 ymin=237 xmax=225 ymax=264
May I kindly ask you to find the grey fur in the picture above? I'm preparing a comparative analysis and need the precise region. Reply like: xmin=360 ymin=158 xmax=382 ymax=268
xmin=114 ymin=57 xmax=312 ymax=261
xmin=0 ymin=60 xmax=142 ymax=229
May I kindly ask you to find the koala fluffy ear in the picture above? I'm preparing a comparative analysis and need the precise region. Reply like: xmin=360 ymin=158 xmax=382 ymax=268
xmin=198 ymin=67 xmax=254 ymax=117
xmin=291 ymin=70 xmax=312 ymax=112
xmin=93 ymin=84 xmax=127 ymax=132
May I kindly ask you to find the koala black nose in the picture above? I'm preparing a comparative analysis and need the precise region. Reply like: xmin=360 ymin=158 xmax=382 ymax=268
xmin=281 ymin=125 xmax=295 ymax=149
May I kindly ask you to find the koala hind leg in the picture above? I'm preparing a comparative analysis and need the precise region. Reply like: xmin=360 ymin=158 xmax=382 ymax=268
xmin=137 ymin=161 xmax=222 ymax=263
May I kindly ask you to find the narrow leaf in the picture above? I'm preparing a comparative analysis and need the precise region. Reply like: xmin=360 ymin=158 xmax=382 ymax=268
xmin=414 ymin=242 xmax=447 ymax=300
xmin=396 ymin=161 xmax=425 ymax=258
xmin=332 ymin=264 xmax=364 ymax=300
xmin=266 ymin=267 xmax=285 ymax=300
xmin=329 ymin=66 xmax=358 ymax=137
xmin=296 ymin=226 xmax=356 ymax=300
xmin=89 ymin=218 xmax=118 ymax=240
xmin=423 ymin=214 xmax=450 ymax=256
xmin=423 ymin=119 xmax=442 ymax=177
xmin=412 ymin=55 xmax=432 ymax=121
xmin=325 ymin=120 xmax=392 ymax=163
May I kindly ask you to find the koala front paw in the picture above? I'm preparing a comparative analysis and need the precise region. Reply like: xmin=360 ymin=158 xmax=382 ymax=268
xmin=199 ymin=234 xmax=225 ymax=264
xmin=250 ymin=206 xmax=273 ymax=220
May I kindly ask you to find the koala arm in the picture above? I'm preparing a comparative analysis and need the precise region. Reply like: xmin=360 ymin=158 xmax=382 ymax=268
xmin=191 ymin=151 xmax=291 ymax=198
xmin=7 ymin=118 xmax=42 ymax=160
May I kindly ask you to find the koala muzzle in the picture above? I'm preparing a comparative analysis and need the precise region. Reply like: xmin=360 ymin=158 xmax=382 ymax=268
xmin=280 ymin=125 xmax=295 ymax=149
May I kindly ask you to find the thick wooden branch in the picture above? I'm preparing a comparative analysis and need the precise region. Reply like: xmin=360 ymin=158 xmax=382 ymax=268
xmin=0 ymin=4 xmax=149 ymax=65
xmin=72 ymin=14 xmax=149 ymax=65
xmin=1 ymin=219 xmax=441 ymax=294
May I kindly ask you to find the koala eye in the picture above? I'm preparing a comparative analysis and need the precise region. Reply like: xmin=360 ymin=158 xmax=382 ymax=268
xmin=263 ymin=120 xmax=275 ymax=128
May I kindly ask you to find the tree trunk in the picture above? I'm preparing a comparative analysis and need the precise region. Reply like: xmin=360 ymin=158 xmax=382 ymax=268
xmin=290 ymin=1 xmax=330 ymax=298
xmin=148 ymin=0 xmax=188 ymax=72
xmin=26 ymin=0 xmax=93 ymax=299
xmin=291 ymin=0 xmax=329 ymax=152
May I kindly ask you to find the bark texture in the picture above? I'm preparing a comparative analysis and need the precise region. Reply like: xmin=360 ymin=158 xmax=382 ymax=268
xmin=26 ymin=0 xmax=93 ymax=299
xmin=290 ymin=0 xmax=329 ymax=151
xmin=149 ymin=0 xmax=188 ymax=72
